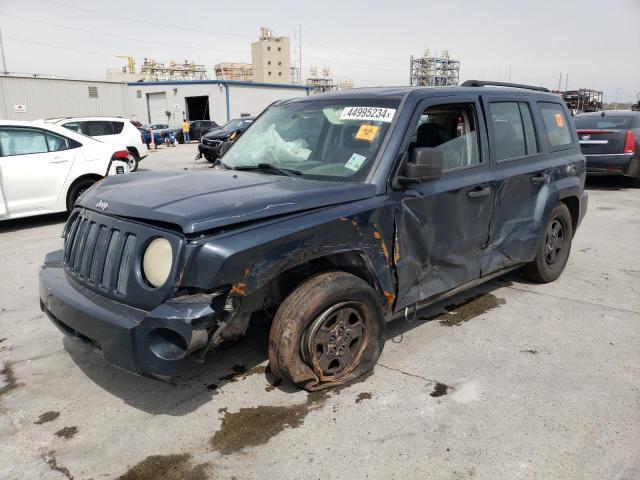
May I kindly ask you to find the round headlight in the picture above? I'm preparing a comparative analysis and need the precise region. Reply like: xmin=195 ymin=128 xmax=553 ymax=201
xmin=142 ymin=238 xmax=173 ymax=288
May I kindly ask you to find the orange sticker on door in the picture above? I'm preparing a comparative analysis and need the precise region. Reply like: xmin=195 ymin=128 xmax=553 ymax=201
xmin=554 ymin=112 xmax=565 ymax=128
xmin=355 ymin=124 xmax=380 ymax=142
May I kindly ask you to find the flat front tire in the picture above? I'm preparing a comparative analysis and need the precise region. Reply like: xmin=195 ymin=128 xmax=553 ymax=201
xmin=520 ymin=203 xmax=573 ymax=283
xmin=268 ymin=271 xmax=385 ymax=391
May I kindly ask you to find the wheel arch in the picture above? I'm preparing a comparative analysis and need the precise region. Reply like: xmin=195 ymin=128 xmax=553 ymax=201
xmin=66 ymin=173 xmax=103 ymax=210
xmin=560 ymin=195 xmax=579 ymax=233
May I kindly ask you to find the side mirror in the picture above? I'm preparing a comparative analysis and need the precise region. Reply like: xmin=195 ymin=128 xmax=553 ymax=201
xmin=398 ymin=147 xmax=443 ymax=185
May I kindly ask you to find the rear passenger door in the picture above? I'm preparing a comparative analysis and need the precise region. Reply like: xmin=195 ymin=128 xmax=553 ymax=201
xmin=394 ymin=96 xmax=494 ymax=311
xmin=482 ymin=96 xmax=566 ymax=273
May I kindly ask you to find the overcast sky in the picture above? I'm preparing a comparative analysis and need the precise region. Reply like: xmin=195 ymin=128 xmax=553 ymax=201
xmin=1 ymin=0 xmax=638 ymax=101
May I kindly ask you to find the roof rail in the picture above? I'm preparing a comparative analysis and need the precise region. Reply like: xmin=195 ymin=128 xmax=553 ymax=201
xmin=461 ymin=80 xmax=549 ymax=92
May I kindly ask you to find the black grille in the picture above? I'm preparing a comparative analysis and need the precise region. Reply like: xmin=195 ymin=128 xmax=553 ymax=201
xmin=64 ymin=213 xmax=137 ymax=296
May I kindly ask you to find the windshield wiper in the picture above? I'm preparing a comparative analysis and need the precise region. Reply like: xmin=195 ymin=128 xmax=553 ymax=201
xmin=234 ymin=163 xmax=302 ymax=177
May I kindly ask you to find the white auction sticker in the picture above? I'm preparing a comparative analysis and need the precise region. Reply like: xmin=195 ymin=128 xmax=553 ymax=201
xmin=345 ymin=153 xmax=367 ymax=171
xmin=340 ymin=106 xmax=396 ymax=123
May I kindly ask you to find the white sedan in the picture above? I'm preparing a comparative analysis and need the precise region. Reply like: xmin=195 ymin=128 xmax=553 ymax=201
xmin=0 ymin=120 xmax=130 ymax=221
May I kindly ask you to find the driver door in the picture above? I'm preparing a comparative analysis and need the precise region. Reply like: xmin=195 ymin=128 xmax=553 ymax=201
xmin=393 ymin=97 xmax=494 ymax=311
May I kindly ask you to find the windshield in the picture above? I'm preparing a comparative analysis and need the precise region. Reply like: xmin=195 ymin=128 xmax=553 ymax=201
xmin=573 ymin=116 xmax=633 ymax=130
xmin=222 ymin=100 xmax=398 ymax=181
xmin=222 ymin=119 xmax=252 ymax=131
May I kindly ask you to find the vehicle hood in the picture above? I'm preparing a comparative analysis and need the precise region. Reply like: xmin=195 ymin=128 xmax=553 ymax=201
xmin=202 ymin=129 xmax=234 ymax=141
xmin=78 ymin=170 xmax=377 ymax=234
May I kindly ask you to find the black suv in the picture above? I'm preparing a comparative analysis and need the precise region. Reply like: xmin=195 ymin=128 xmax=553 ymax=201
xmin=197 ymin=117 xmax=254 ymax=162
xmin=39 ymin=81 xmax=588 ymax=391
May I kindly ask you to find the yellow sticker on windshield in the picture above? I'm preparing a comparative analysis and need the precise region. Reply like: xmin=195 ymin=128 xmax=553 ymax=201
xmin=355 ymin=124 xmax=380 ymax=142
xmin=555 ymin=112 xmax=565 ymax=128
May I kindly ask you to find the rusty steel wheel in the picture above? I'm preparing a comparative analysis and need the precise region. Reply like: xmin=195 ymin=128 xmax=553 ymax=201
xmin=268 ymin=271 xmax=385 ymax=391
xmin=301 ymin=302 xmax=369 ymax=379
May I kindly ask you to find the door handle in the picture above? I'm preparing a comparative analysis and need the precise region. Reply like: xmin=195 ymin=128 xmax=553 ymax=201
xmin=49 ymin=158 xmax=69 ymax=164
xmin=531 ymin=173 xmax=550 ymax=185
xmin=467 ymin=186 xmax=491 ymax=198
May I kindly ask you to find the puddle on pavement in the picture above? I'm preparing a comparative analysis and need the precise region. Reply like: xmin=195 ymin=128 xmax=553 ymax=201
xmin=118 ymin=453 xmax=209 ymax=480
xmin=355 ymin=392 xmax=372 ymax=403
xmin=211 ymin=371 xmax=372 ymax=454
xmin=55 ymin=426 xmax=78 ymax=439
xmin=430 ymin=382 xmax=451 ymax=397
xmin=0 ymin=362 xmax=19 ymax=397
xmin=35 ymin=411 xmax=60 ymax=425
xmin=424 ymin=293 xmax=506 ymax=327
xmin=219 ymin=364 xmax=267 ymax=382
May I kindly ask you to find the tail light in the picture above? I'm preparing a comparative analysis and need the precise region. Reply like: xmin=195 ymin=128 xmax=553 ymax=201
xmin=111 ymin=150 xmax=130 ymax=160
xmin=623 ymin=130 xmax=636 ymax=154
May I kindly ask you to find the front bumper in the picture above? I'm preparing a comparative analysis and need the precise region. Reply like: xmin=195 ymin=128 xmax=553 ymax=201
xmin=39 ymin=251 xmax=218 ymax=378
xmin=198 ymin=143 xmax=221 ymax=158
xmin=585 ymin=153 xmax=639 ymax=177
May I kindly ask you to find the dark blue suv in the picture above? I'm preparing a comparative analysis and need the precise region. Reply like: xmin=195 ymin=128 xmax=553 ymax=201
xmin=39 ymin=81 xmax=588 ymax=391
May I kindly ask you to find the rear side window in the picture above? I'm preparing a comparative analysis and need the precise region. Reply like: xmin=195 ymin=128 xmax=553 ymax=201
xmin=519 ymin=103 xmax=538 ymax=155
xmin=111 ymin=121 xmax=124 ymax=134
xmin=539 ymin=103 xmax=573 ymax=151
xmin=0 ymin=128 xmax=48 ymax=156
xmin=84 ymin=121 xmax=115 ymax=136
xmin=46 ymin=132 xmax=81 ymax=152
xmin=490 ymin=102 xmax=526 ymax=161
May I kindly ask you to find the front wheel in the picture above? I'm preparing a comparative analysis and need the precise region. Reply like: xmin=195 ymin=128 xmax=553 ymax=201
xmin=268 ymin=271 xmax=385 ymax=391
xmin=520 ymin=203 xmax=573 ymax=283
xmin=66 ymin=178 xmax=98 ymax=211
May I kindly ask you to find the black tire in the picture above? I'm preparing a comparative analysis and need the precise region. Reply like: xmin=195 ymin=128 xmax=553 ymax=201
xmin=126 ymin=152 xmax=139 ymax=172
xmin=66 ymin=178 xmax=98 ymax=211
xmin=204 ymin=154 xmax=217 ymax=163
xmin=520 ymin=203 xmax=573 ymax=283
xmin=268 ymin=271 xmax=385 ymax=391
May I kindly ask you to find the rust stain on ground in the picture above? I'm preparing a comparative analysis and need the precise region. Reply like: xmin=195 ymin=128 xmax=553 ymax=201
xmin=118 ymin=453 xmax=209 ymax=480
xmin=55 ymin=426 xmax=78 ymax=439
xmin=431 ymin=293 xmax=506 ymax=327
xmin=35 ymin=411 xmax=60 ymax=425
xmin=219 ymin=364 xmax=266 ymax=382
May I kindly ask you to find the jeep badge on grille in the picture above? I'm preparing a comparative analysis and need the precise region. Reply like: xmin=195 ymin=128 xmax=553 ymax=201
xmin=96 ymin=200 xmax=109 ymax=211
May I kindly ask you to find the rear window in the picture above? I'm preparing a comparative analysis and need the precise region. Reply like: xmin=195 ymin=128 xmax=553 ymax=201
xmin=539 ymin=103 xmax=573 ymax=151
xmin=573 ymin=116 xmax=633 ymax=130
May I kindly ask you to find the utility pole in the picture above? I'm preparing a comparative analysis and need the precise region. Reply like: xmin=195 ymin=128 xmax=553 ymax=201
xmin=298 ymin=24 xmax=302 ymax=85
xmin=0 ymin=22 xmax=8 ymax=75
xmin=558 ymin=72 xmax=562 ymax=91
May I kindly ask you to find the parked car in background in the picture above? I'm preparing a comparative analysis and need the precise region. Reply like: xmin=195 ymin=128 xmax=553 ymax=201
xmin=175 ymin=120 xmax=219 ymax=143
xmin=573 ymin=111 xmax=639 ymax=184
xmin=197 ymin=117 xmax=254 ymax=162
xmin=0 ymin=120 xmax=130 ymax=220
xmin=130 ymin=120 xmax=143 ymax=128
xmin=40 ymin=82 xmax=587 ymax=390
xmin=138 ymin=128 xmax=163 ymax=147
xmin=46 ymin=117 xmax=148 ymax=172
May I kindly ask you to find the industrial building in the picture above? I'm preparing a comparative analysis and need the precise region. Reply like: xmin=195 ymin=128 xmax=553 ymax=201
xmin=409 ymin=48 xmax=460 ymax=87
xmin=251 ymin=27 xmax=292 ymax=84
xmin=0 ymin=75 xmax=311 ymax=124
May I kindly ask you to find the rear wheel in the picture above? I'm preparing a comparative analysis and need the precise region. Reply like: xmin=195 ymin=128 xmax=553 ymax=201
xmin=268 ymin=271 xmax=385 ymax=391
xmin=66 ymin=178 xmax=98 ymax=211
xmin=126 ymin=152 xmax=139 ymax=172
xmin=520 ymin=203 xmax=573 ymax=283
xmin=204 ymin=154 xmax=217 ymax=163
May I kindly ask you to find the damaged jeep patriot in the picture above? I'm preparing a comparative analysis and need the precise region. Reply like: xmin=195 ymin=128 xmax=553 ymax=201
xmin=40 ymin=81 xmax=588 ymax=391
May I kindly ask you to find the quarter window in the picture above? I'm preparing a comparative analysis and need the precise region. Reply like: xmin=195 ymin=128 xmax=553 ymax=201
xmin=519 ymin=102 xmax=538 ymax=155
xmin=539 ymin=103 xmax=573 ymax=151
xmin=46 ymin=132 xmax=71 ymax=152
xmin=111 ymin=121 xmax=125 ymax=134
xmin=409 ymin=103 xmax=481 ymax=171
xmin=0 ymin=128 xmax=48 ymax=156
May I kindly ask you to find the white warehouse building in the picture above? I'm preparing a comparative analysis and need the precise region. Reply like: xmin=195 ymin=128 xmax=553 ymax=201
xmin=0 ymin=76 xmax=312 ymax=125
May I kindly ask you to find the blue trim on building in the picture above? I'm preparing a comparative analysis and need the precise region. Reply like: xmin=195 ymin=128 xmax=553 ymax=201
xmin=127 ymin=79 xmax=312 ymax=92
